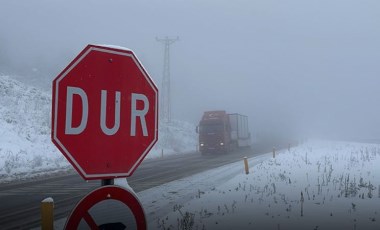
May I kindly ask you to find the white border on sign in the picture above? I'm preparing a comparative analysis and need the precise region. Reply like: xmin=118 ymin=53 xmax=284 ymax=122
xmin=53 ymin=45 xmax=158 ymax=179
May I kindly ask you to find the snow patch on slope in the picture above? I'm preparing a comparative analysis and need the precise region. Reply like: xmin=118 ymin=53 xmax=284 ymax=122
xmin=149 ymin=120 xmax=197 ymax=158
xmin=0 ymin=75 xmax=69 ymax=181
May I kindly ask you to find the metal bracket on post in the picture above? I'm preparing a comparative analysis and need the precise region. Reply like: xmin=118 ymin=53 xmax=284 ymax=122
xmin=101 ymin=179 xmax=114 ymax=186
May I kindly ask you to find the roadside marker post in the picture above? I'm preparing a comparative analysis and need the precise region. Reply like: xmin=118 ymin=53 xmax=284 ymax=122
xmin=243 ymin=157 xmax=249 ymax=174
xmin=41 ymin=197 xmax=54 ymax=230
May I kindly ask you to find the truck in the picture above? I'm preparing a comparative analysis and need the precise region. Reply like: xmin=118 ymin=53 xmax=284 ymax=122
xmin=196 ymin=110 xmax=251 ymax=154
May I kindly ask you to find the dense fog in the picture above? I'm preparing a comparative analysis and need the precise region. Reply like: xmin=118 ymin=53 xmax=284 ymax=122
xmin=1 ymin=0 xmax=379 ymax=140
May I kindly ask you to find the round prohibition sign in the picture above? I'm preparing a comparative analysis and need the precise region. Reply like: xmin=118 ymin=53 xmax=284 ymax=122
xmin=65 ymin=185 xmax=146 ymax=230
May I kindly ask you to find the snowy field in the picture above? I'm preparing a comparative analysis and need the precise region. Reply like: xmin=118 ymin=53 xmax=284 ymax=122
xmin=48 ymin=140 xmax=380 ymax=230
xmin=0 ymin=75 xmax=197 ymax=183
xmin=140 ymin=140 xmax=380 ymax=230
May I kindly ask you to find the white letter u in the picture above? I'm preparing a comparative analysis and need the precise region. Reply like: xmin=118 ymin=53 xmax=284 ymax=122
xmin=100 ymin=90 xmax=121 ymax=135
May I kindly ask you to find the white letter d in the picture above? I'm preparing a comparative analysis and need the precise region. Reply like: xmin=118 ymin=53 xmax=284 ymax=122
xmin=65 ymin=87 xmax=88 ymax=135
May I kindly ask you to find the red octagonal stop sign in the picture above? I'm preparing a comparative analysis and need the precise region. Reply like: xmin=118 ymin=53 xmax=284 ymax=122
xmin=52 ymin=44 xmax=158 ymax=180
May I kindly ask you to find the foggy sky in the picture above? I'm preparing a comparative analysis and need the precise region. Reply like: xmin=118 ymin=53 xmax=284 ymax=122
xmin=1 ymin=0 xmax=380 ymax=139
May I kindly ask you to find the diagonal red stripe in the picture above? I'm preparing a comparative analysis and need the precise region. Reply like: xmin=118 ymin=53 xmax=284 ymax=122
xmin=83 ymin=211 xmax=99 ymax=230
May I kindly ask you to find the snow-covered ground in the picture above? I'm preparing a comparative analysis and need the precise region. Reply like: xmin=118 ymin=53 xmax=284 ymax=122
xmin=48 ymin=140 xmax=380 ymax=230
xmin=3 ymin=75 xmax=380 ymax=229
xmin=0 ymin=75 xmax=197 ymax=183
xmin=141 ymin=140 xmax=380 ymax=230
xmin=0 ymin=75 xmax=68 ymax=182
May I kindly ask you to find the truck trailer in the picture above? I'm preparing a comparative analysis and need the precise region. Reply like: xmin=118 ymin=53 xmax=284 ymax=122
xmin=196 ymin=111 xmax=251 ymax=154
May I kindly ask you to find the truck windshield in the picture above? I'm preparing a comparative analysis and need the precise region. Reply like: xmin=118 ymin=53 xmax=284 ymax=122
xmin=199 ymin=123 xmax=224 ymax=133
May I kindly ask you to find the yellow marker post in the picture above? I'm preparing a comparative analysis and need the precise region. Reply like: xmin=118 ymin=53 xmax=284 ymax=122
xmin=243 ymin=157 xmax=249 ymax=174
xmin=41 ymin=197 xmax=54 ymax=230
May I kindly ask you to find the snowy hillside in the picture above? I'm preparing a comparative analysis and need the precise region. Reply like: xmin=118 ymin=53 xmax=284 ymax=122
xmin=0 ymin=75 xmax=197 ymax=182
xmin=0 ymin=75 xmax=68 ymax=181
xmin=150 ymin=120 xmax=197 ymax=157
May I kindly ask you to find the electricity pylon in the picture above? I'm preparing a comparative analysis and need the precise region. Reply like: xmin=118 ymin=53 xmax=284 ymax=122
xmin=156 ymin=36 xmax=179 ymax=123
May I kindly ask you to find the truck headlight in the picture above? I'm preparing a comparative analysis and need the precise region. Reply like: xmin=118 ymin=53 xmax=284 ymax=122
xmin=200 ymin=143 xmax=204 ymax=147
xmin=220 ymin=142 xmax=224 ymax=146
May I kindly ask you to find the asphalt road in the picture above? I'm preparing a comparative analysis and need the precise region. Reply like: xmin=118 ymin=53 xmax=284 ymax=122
xmin=0 ymin=141 xmax=283 ymax=229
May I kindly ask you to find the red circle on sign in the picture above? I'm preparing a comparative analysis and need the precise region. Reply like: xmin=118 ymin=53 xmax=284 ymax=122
xmin=65 ymin=185 xmax=146 ymax=230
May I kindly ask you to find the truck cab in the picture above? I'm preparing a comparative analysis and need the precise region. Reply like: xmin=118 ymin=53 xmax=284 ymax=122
xmin=197 ymin=111 xmax=232 ymax=154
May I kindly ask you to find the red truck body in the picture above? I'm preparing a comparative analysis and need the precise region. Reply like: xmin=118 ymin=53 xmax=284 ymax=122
xmin=197 ymin=111 xmax=251 ymax=154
